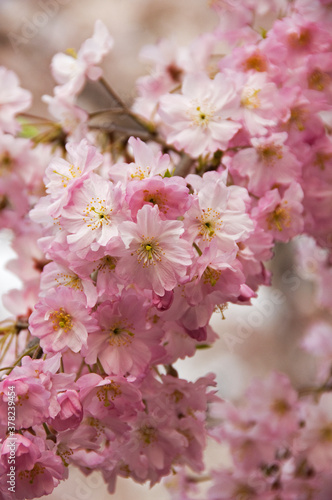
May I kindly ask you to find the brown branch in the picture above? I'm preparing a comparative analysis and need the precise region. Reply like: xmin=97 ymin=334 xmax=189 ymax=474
xmin=99 ymin=77 xmax=155 ymax=134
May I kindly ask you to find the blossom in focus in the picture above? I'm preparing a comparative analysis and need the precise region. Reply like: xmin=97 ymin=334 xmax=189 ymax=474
xmin=60 ymin=173 xmax=124 ymax=257
xmin=158 ymin=72 xmax=241 ymax=157
xmin=29 ymin=287 xmax=97 ymax=353
xmin=109 ymin=136 xmax=171 ymax=184
xmin=184 ymin=171 xmax=254 ymax=253
xmin=45 ymin=139 xmax=103 ymax=217
xmin=118 ymin=204 xmax=193 ymax=296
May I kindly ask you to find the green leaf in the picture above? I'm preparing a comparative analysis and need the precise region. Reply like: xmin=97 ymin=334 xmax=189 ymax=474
xmin=163 ymin=168 xmax=174 ymax=178
xmin=17 ymin=119 xmax=39 ymax=139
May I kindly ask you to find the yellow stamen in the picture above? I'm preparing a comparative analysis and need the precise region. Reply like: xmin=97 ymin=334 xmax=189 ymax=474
xmin=49 ymin=308 xmax=73 ymax=332
xmin=241 ymin=88 xmax=261 ymax=109
xmin=266 ymin=204 xmax=291 ymax=232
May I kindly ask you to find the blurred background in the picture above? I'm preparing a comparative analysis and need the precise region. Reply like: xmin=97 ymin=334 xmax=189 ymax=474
xmin=0 ymin=1 xmax=319 ymax=498
xmin=0 ymin=0 xmax=216 ymax=113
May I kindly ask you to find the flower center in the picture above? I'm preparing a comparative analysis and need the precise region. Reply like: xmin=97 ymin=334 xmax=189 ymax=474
xmin=266 ymin=204 xmax=291 ymax=232
xmin=315 ymin=151 xmax=332 ymax=171
xmin=86 ymin=417 xmax=105 ymax=437
xmin=289 ymin=107 xmax=306 ymax=131
xmin=190 ymin=101 xmax=215 ymax=128
xmin=139 ymin=425 xmax=157 ymax=445
xmin=68 ymin=163 xmax=82 ymax=178
xmin=243 ymin=53 xmax=267 ymax=72
xmin=83 ymin=198 xmax=112 ymax=230
xmin=96 ymin=255 xmax=117 ymax=273
xmin=137 ymin=237 xmax=164 ymax=267
xmin=131 ymin=165 xmax=149 ymax=180
xmin=203 ymin=266 xmax=221 ymax=287
xmin=198 ymin=208 xmax=222 ymax=241
xmin=308 ymin=69 xmax=330 ymax=92
xmin=143 ymin=189 xmax=168 ymax=214
xmin=241 ymin=88 xmax=261 ymax=109
xmin=65 ymin=47 xmax=78 ymax=58
xmin=288 ymin=28 xmax=312 ymax=50
xmin=96 ymin=382 xmax=122 ymax=407
xmin=108 ymin=321 xmax=134 ymax=347
xmin=271 ymin=398 xmax=290 ymax=415
xmin=320 ymin=425 xmax=332 ymax=442
xmin=57 ymin=446 xmax=74 ymax=467
xmin=257 ymin=144 xmax=283 ymax=165
xmin=0 ymin=151 xmax=13 ymax=176
xmin=171 ymin=389 xmax=184 ymax=403
xmin=49 ymin=308 xmax=73 ymax=332
xmin=17 ymin=394 xmax=29 ymax=406
xmin=19 ymin=463 xmax=46 ymax=483
xmin=167 ymin=63 xmax=183 ymax=83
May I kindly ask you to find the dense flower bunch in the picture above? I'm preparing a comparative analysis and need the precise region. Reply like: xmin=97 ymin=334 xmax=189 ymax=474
xmin=0 ymin=1 xmax=332 ymax=498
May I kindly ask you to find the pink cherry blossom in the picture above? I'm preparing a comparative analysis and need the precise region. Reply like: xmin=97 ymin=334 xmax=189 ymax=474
xmin=1 ymin=2 xmax=332 ymax=498
xmin=70 ymin=239 xmax=126 ymax=299
xmin=50 ymin=389 xmax=83 ymax=431
xmin=1 ymin=434 xmax=41 ymax=473
xmin=134 ymin=34 xmax=216 ymax=121
xmin=245 ymin=372 xmax=300 ymax=439
xmin=184 ymin=172 xmax=254 ymax=253
xmin=118 ymin=204 xmax=192 ymax=295
xmin=84 ymin=290 xmax=164 ymax=376
xmin=45 ymin=139 xmax=103 ymax=217
xmin=158 ymin=72 xmax=241 ymax=157
xmin=60 ymin=173 xmax=124 ymax=257
xmin=126 ymin=175 xmax=191 ymax=220
xmin=77 ymin=372 xmax=143 ymax=419
xmin=236 ymin=71 xmax=283 ymax=136
xmin=252 ymin=183 xmax=304 ymax=242
xmin=13 ymin=444 xmax=65 ymax=499
xmin=109 ymin=136 xmax=171 ymax=184
xmin=51 ymin=20 xmax=113 ymax=97
xmin=40 ymin=261 xmax=98 ymax=307
xmin=29 ymin=287 xmax=97 ymax=353
xmin=229 ymin=132 xmax=302 ymax=196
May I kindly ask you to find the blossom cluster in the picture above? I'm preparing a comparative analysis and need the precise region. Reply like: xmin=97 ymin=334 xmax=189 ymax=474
xmin=0 ymin=0 xmax=332 ymax=498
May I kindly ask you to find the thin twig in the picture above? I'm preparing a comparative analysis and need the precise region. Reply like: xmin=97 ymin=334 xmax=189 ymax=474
xmin=99 ymin=77 xmax=155 ymax=133
xmin=19 ymin=112 xmax=54 ymax=124
xmin=89 ymin=123 xmax=151 ymax=138
xmin=89 ymin=108 xmax=126 ymax=118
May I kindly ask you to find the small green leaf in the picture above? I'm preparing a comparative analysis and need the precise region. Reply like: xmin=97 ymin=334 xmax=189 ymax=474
xmin=17 ymin=118 xmax=39 ymax=139
xmin=163 ymin=168 xmax=174 ymax=178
